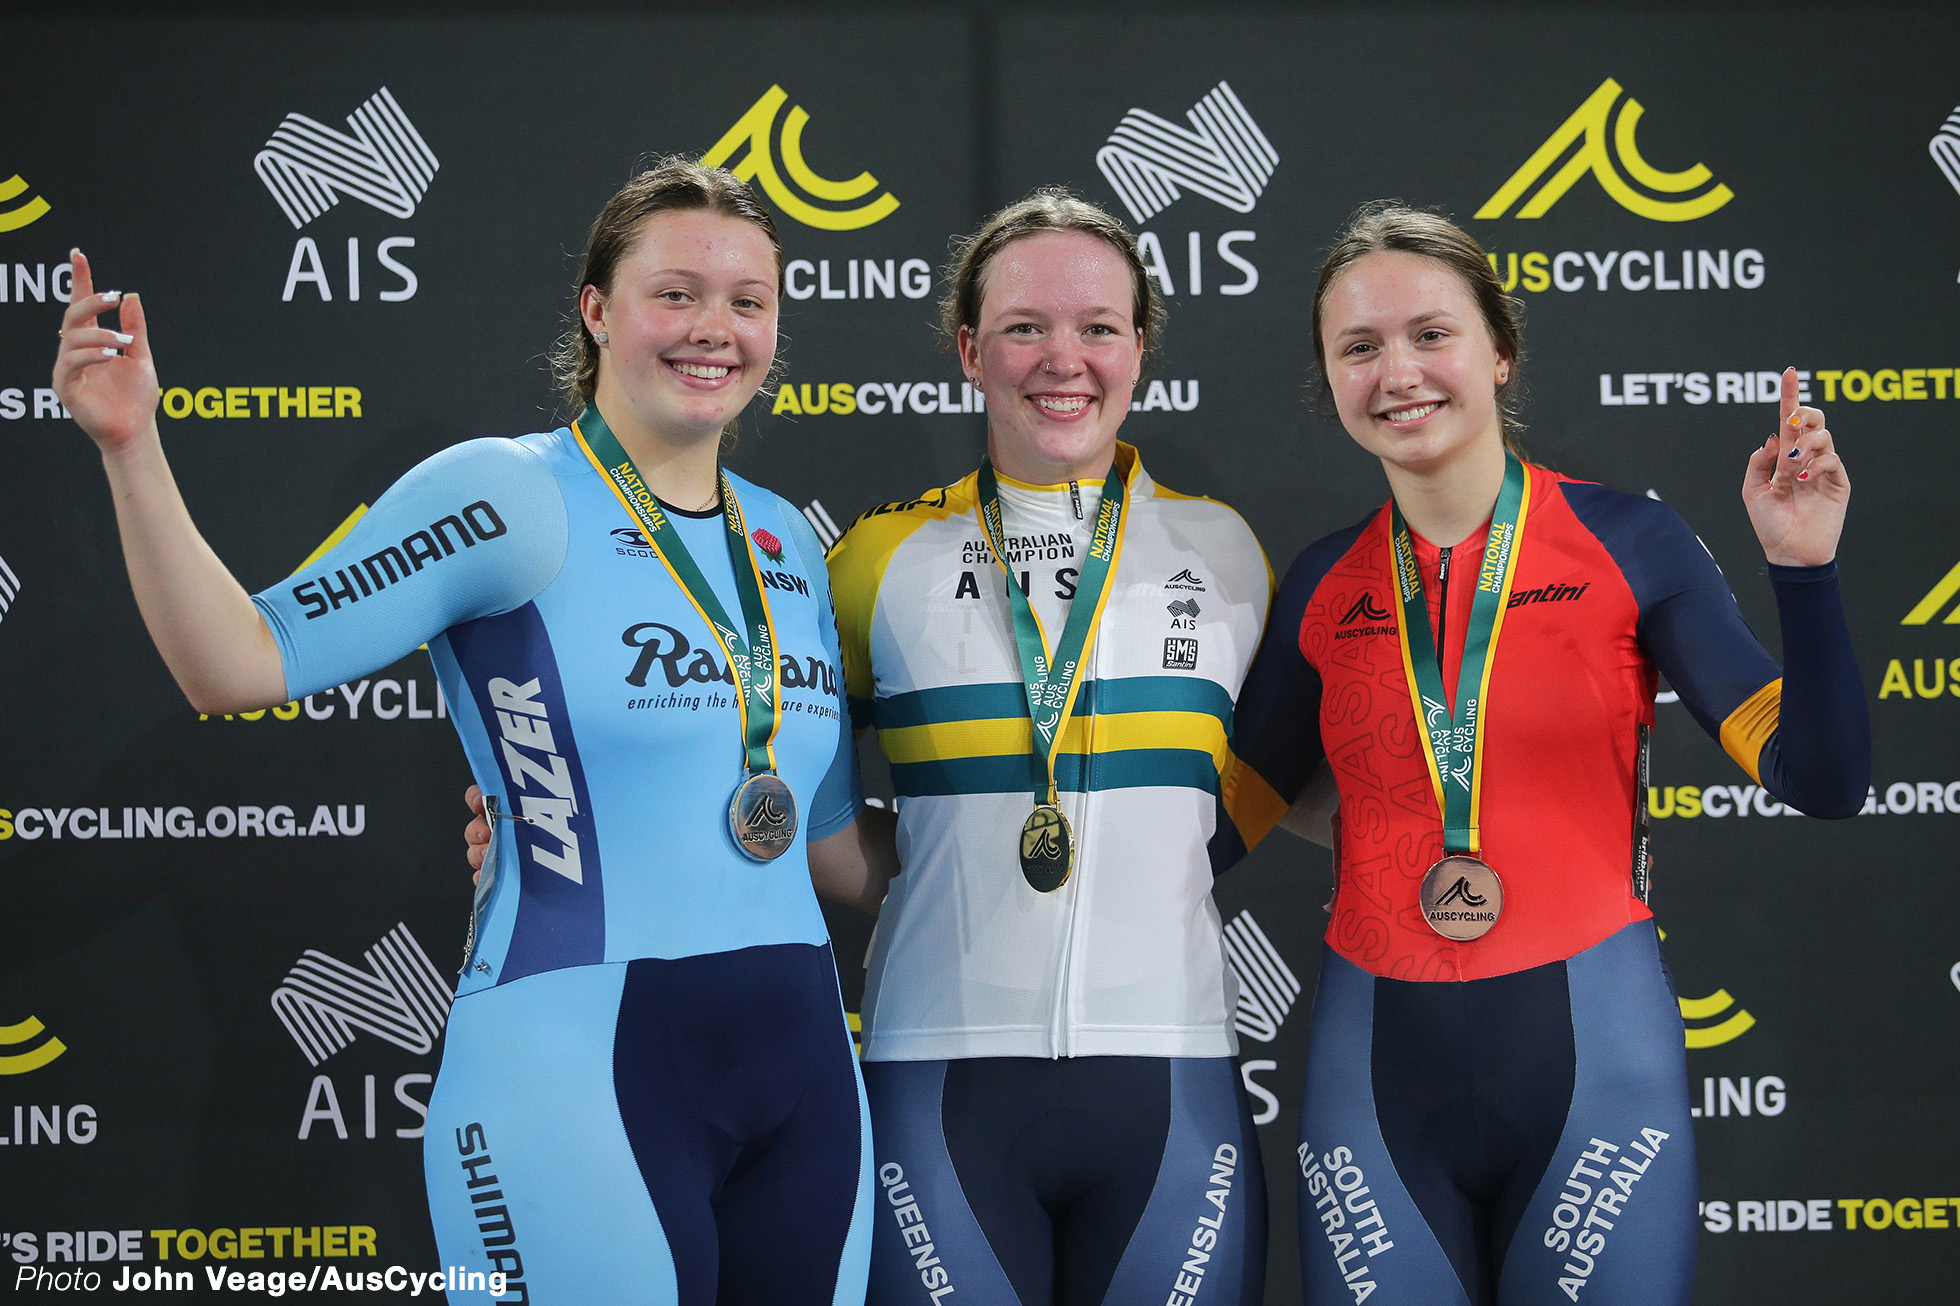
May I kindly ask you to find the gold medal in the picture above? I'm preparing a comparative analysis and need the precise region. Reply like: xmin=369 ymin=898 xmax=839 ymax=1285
xmin=1419 ymin=855 xmax=1504 ymax=940
xmin=1020 ymin=803 xmax=1074 ymax=892
xmin=729 ymin=773 xmax=798 ymax=862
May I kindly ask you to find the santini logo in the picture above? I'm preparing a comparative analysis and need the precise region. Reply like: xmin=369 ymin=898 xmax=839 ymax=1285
xmin=0 ymin=1015 xmax=66 ymax=1075
xmin=704 ymin=86 xmax=897 ymax=231
xmin=0 ymin=173 xmax=50 ymax=232
xmin=1096 ymin=81 xmax=1278 ymax=225
xmin=1340 ymin=593 xmax=1393 ymax=625
xmin=1477 ymin=78 xmax=1732 ymax=223
xmin=271 ymin=924 xmax=452 ymax=1066
xmin=255 ymin=87 xmax=440 ymax=229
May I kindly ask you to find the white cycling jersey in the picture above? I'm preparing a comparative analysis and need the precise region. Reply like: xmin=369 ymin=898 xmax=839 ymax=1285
xmin=829 ymin=444 xmax=1271 ymax=1060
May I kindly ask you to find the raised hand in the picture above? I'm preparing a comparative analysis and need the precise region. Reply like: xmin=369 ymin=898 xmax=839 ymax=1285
xmin=1743 ymin=367 xmax=1849 ymax=567
xmin=52 ymin=250 xmax=160 ymax=454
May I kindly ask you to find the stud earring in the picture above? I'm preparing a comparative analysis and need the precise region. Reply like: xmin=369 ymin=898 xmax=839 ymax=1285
xmin=595 ymin=331 xmax=610 ymax=345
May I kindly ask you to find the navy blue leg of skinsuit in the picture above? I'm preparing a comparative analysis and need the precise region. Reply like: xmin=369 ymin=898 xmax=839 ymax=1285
xmin=864 ymin=1056 xmax=1267 ymax=1306
xmin=1296 ymin=921 xmax=1698 ymax=1306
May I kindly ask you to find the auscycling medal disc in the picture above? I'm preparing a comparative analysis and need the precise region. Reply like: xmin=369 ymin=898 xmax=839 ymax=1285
xmin=1419 ymin=855 xmax=1504 ymax=941
xmin=729 ymin=772 xmax=798 ymax=863
xmin=1020 ymin=803 xmax=1074 ymax=892
xmin=1386 ymin=452 xmax=1534 ymax=941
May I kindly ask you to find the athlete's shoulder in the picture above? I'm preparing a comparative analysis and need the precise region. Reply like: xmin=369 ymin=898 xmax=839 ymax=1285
xmin=1140 ymin=469 xmax=1271 ymax=597
xmin=1548 ymin=471 xmax=1704 ymax=561
xmin=1284 ymin=507 xmax=1384 ymax=604
xmin=827 ymin=471 xmax=979 ymax=576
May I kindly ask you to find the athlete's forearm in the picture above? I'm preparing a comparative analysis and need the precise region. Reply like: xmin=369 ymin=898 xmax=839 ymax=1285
xmin=808 ymin=805 xmax=900 ymax=915
xmin=100 ymin=429 xmax=287 ymax=714
xmin=1760 ymin=562 xmax=1869 ymax=818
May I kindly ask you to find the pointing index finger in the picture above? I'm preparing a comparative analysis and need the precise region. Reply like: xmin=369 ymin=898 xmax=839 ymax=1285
xmin=1778 ymin=366 xmax=1799 ymax=433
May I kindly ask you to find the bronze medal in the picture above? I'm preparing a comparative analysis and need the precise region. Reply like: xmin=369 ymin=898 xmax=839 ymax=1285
xmin=1419 ymin=855 xmax=1504 ymax=940
xmin=1019 ymin=803 xmax=1074 ymax=893
xmin=729 ymin=772 xmax=798 ymax=862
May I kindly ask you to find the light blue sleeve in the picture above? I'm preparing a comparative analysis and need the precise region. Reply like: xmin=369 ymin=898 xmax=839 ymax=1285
xmin=253 ymin=437 xmax=569 ymax=701
xmin=782 ymin=502 xmax=864 ymax=842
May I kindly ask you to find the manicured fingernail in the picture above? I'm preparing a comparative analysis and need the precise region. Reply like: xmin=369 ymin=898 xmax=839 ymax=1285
xmin=69 ymin=247 xmax=80 ymax=259
xmin=100 ymin=348 xmax=118 ymax=358
xmin=1786 ymin=445 xmax=1801 ymax=458
xmin=1788 ymin=411 xmax=1800 ymax=427
xmin=113 ymin=332 xmax=133 ymax=345
xmin=1797 ymin=470 xmax=1810 ymax=481
xmin=100 ymin=290 xmax=121 ymax=304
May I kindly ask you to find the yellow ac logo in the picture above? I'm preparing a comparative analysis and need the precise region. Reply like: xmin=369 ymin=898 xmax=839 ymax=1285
xmin=1679 ymin=989 xmax=1755 ymax=1048
xmin=1476 ymin=78 xmax=1733 ymax=223
xmin=1902 ymin=559 xmax=1960 ymax=624
xmin=1658 ymin=926 xmax=1754 ymax=1047
xmin=703 ymin=86 xmax=899 ymax=231
xmin=0 ymin=173 xmax=51 ymax=232
xmin=0 ymin=1015 xmax=68 ymax=1074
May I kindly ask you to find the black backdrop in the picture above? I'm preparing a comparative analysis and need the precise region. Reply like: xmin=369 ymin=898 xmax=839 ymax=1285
xmin=4 ymin=5 xmax=1959 ymax=1301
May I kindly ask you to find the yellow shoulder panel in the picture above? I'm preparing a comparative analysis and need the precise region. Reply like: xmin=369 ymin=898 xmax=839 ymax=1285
xmin=1221 ymin=752 xmax=1290 ymax=851
xmin=1718 ymin=677 xmax=1782 ymax=784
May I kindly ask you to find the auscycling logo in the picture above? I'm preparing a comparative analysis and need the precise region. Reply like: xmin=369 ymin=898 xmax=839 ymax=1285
xmin=1478 ymin=77 xmax=1732 ymax=222
xmin=704 ymin=85 xmax=897 ymax=230
xmin=0 ymin=173 xmax=49 ymax=232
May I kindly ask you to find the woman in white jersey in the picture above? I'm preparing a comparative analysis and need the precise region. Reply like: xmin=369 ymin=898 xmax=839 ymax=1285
xmin=827 ymin=189 xmax=1273 ymax=1306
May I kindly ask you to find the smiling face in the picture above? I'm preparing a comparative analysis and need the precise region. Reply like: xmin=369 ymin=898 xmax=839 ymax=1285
xmin=958 ymin=230 xmax=1143 ymax=484
xmin=582 ymin=207 xmax=779 ymax=445
xmin=1319 ymin=249 xmax=1509 ymax=477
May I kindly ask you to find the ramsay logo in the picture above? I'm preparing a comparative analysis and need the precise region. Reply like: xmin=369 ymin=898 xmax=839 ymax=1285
xmin=1096 ymin=81 xmax=1278 ymax=225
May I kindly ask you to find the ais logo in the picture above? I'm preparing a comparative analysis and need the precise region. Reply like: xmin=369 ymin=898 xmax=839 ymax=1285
xmin=256 ymin=88 xmax=436 ymax=303
xmin=704 ymin=85 xmax=897 ymax=231
xmin=0 ymin=173 xmax=49 ymax=232
xmin=0 ymin=1014 xmax=66 ymax=1074
xmin=1478 ymin=78 xmax=1732 ymax=223
xmin=272 ymin=924 xmax=451 ymax=1066
xmin=1095 ymin=81 xmax=1278 ymax=225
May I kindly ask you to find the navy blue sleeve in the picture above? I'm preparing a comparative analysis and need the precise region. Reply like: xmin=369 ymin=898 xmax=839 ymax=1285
xmin=1210 ymin=518 xmax=1367 ymax=872
xmin=1563 ymin=482 xmax=1868 ymax=819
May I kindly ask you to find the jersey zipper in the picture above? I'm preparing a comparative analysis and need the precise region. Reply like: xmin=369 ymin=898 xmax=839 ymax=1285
xmin=1435 ymin=545 xmax=1452 ymax=666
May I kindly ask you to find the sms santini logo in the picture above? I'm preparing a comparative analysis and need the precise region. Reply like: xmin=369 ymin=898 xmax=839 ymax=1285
xmin=1478 ymin=78 xmax=1732 ymax=223
xmin=704 ymin=86 xmax=898 ymax=231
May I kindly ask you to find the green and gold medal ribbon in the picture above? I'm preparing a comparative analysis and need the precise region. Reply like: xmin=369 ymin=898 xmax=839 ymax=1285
xmin=1387 ymin=452 xmax=1532 ymax=855
xmin=976 ymin=444 xmax=1137 ymax=807
xmin=571 ymin=405 xmax=784 ymax=776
